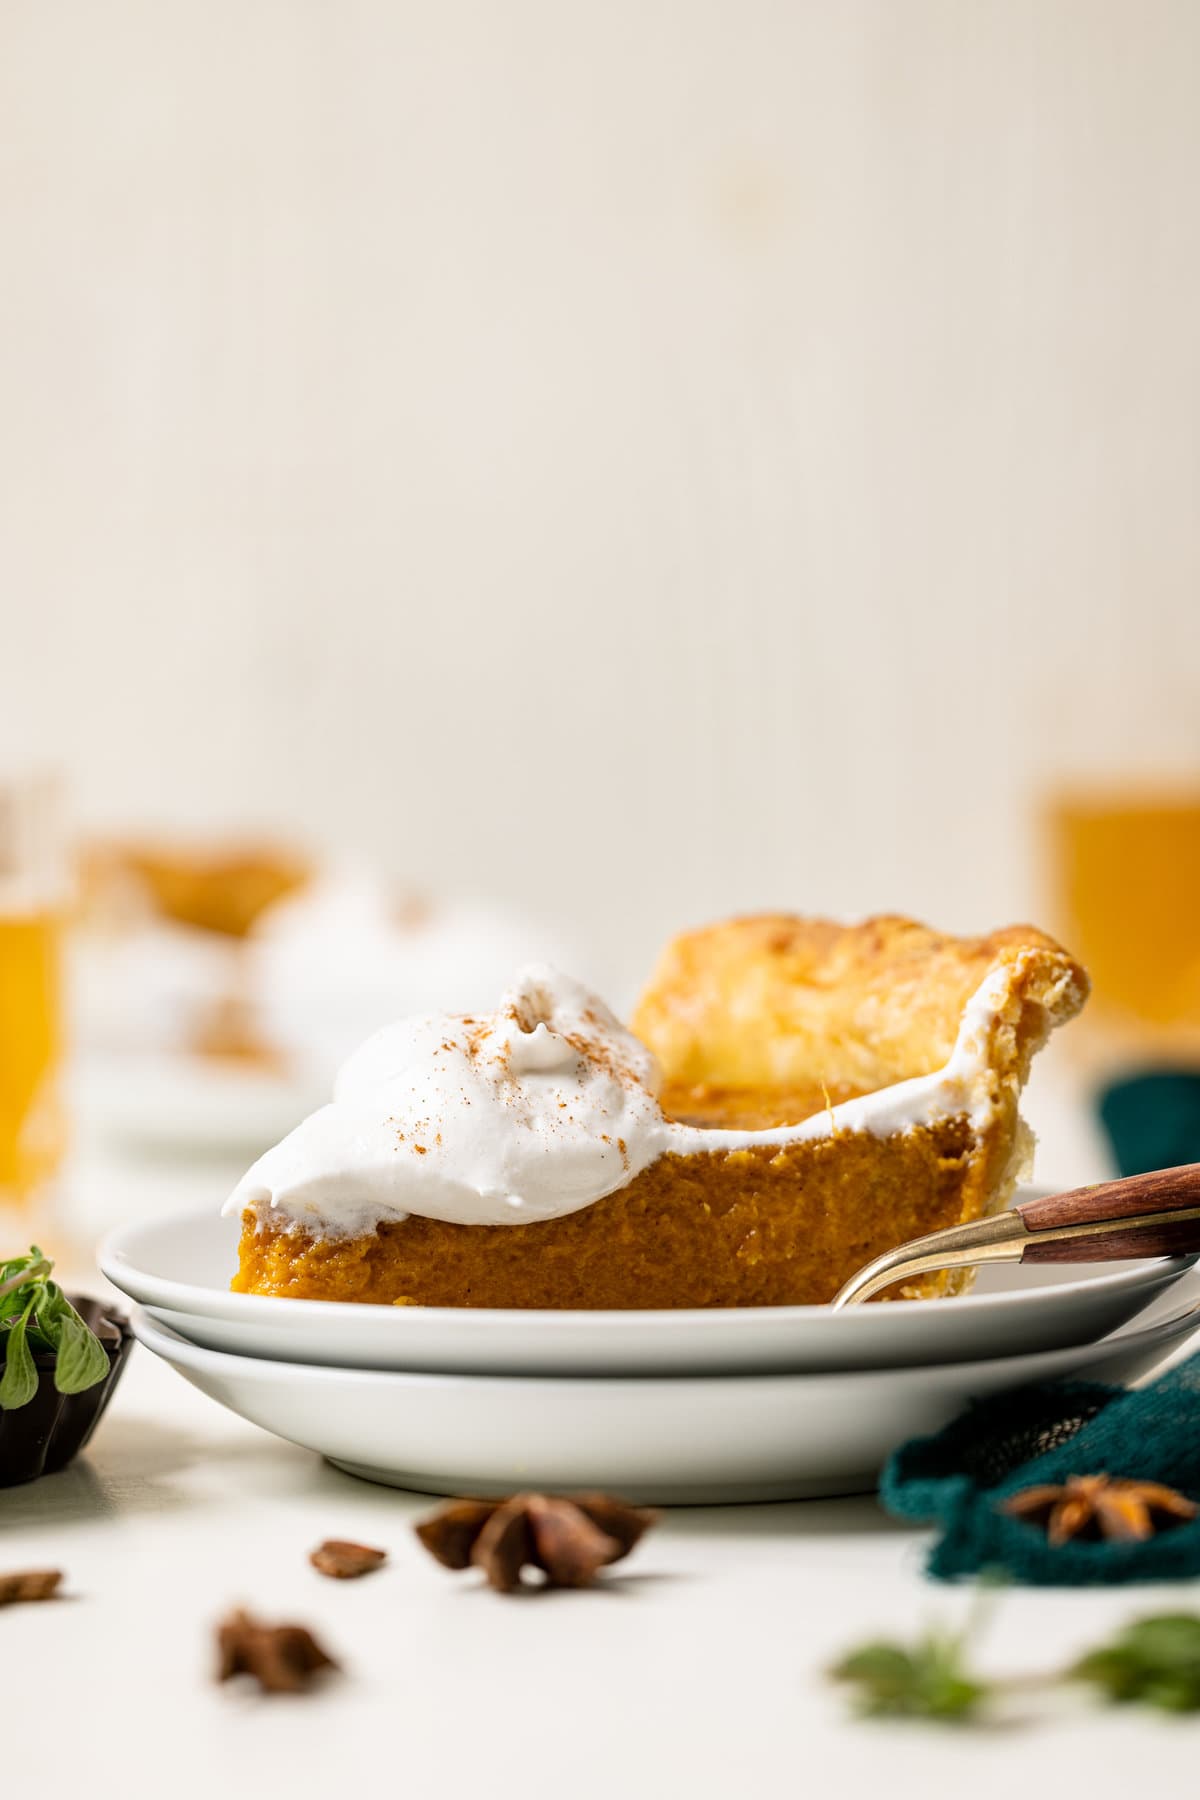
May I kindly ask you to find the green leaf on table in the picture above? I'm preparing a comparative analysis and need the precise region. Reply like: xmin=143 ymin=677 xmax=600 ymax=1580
xmin=0 ymin=1305 xmax=39 ymax=1410
xmin=830 ymin=1631 xmax=988 ymax=1721
xmin=1074 ymin=1614 xmax=1200 ymax=1713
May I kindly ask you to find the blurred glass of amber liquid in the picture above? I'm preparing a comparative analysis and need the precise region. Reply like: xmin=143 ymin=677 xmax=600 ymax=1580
xmin=1050 ymin=790 xmax=1200 ymax=1042
xmin=0 ymin=772 xmax=66 ymax=1216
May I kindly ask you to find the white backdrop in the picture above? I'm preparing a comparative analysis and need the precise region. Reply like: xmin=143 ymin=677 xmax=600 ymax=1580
xmin=3 ymin=0 xmax=1198 ymax=982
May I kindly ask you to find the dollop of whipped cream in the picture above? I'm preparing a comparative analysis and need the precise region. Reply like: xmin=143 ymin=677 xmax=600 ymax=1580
xmin=225 ymin=966 xmax=670 ymax=1232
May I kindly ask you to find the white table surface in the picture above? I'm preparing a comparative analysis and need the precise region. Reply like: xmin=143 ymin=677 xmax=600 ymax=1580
xmin=5 ymin=1075 xmax=1198 ymax=1800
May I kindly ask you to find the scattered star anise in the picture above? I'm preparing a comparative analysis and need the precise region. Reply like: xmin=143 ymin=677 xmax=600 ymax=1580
xmin=414 ymin=1491 xmax=660 ymax=1593
xmin=0 ymin=1568 xmax=62 ymax=1606
xmin=215 ymin=1608 xmax=339 ymax=1694
xmin=309 ymin=1538 xmax=387 ymax=1580
xmin=1002 ymin=1474 xmax=1198 ymax=1545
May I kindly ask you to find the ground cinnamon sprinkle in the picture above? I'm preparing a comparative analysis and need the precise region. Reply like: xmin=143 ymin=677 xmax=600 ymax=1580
xmin=561 ymin=1029 xmax=635 ymax=1088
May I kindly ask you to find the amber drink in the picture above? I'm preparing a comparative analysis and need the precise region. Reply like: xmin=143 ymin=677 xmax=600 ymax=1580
xmin=1050 ymin=790 xmax=1200 ymax=1037
xmin=0 ymin=773 xmax=66 ymax=1216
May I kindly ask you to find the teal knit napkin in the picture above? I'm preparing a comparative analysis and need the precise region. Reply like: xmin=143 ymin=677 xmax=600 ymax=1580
xmin=880 ymin=1352 xmax=1200 ymax=1584
xmin=1099 ymin=1071 xmax=1200 ymax=1177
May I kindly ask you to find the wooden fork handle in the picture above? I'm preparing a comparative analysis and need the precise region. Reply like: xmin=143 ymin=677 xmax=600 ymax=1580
xmin=1016 ymin=1162 xmax=1200 ymax=1264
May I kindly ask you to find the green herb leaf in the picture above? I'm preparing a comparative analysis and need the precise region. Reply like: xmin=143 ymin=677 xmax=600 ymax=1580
xmin=0 ymin=1247 xmax=52 ymax=1308
xmin=0 ymin=1304 xmax=39 ymax=1410
xmin=830 ymin=1631 xmax=988 ymax=1721
xmin=1074 ymin=1614 xmax=1200 ymax=1713
xmin=34 ymin=1278 xmax=68 ymax=1318
xmin=1 ymin=1249 xmax=111 ymax=1407
xmin=26 ymin=1306 xmax=61 ymax=1352
xmin=51 ymin=1307 xmax=111 ymax=1395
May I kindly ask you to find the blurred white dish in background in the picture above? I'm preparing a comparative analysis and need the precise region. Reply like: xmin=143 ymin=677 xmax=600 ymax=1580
xmin=244 ymin=871 xmax=585 ymax=1080
xmin=68 ymin=836 xmax=310 ymax=1058
xmin=73 ymin=861 xmax=583 ymax=1073
xmin=70 ymin=858 xmax=589 ymax=1153
xmin=69 ymin=918 xmax=241 ymax=1057
xmin=100 ymin=1202 xmax=1198 ymax=1376
xmin=127 ymin=1285 xmax=1200 ymax=1503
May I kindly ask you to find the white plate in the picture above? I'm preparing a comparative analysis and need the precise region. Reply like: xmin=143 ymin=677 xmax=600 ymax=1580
xmin=100 ymin=1207 xmax=1197 ymax=1377
xmin=129 ymin=1284 xmax=1200 ymax=1503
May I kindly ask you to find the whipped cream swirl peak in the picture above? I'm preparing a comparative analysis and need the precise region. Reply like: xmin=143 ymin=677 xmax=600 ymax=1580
xmin=225 ymin=966 xmax=669 ymax=1232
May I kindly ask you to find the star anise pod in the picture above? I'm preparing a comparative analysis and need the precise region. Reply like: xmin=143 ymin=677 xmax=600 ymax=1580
xmin=215 ymin=1608 xmax=339 ymax=1694
xmin=309 ymin=1538 xmax=387 ymax=1579
xmin=414 ymin=1491 xmax=660 ymax=1593
xmin=0 ymin=1568 xmax=62 ymax=1606
xmin=1002 ymin=1474 xmax=1197 ymax=1545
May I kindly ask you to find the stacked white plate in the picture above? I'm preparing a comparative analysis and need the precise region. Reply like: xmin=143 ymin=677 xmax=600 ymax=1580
xmin=101 ymin=1202 xmax=1200 ymax=1504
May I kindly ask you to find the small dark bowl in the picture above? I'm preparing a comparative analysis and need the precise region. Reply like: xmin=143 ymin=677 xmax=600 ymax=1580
xmin=0 ymin=1295 xmax=134 ymax=1488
